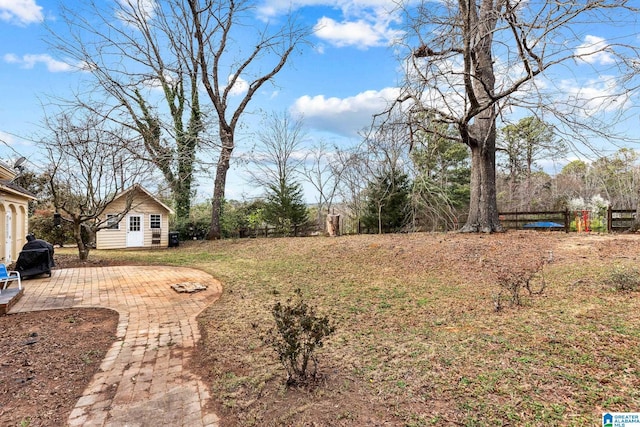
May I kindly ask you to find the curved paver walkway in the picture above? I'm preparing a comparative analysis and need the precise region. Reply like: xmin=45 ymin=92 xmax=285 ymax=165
xmin=8 ymin=266 xmax=222 ymax=427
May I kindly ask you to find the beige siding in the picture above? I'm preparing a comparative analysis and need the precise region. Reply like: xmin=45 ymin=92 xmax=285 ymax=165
xmin=96 ymin=191 xmax=172 ymax=250
xmin=0 ymin=192 xmax=31 ymax=264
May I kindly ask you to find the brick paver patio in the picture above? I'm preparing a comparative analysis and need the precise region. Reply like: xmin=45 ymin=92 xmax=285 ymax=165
xmin=8 ymin=266 xmax=222 ymax=427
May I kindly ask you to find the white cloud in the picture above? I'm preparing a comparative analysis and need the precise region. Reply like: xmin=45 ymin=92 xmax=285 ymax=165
xmin=575 ymin=35 xmax=615 ymax=65
xmin=3 ymin=53 xmax=18 ymax=63
xmin=3 ymin=53 xmax=75 ymax=72
xmin=226 ymin=75 xmax=249 ymax=96
xmin=558 ymin=75 xmax=631 ymax=116
xmin=258 ymin=0 xmax=404 ymax=49
xmin=0 ymin=0 xmax=43 ymax=25
xmin=0 ymin=131 xmax=32 ymax=148
xmin=314 ymin=16 xmax=402 ymax=48
xmin=116 ymin=0 xmax=157 ymax=24
xmin=257 ymin=0 xmax=398 ymax=19
xmin=0 ymin=131 xmax=15 ymax=145
xmin=290 ymin=87 xmax=400 ymax=136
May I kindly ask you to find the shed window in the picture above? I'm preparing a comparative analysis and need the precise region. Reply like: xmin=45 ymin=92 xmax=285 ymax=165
xmin=106 ymin=214 xmax=120 ymax=230
xmin=150 ymin=214 xmax=161 ymax=229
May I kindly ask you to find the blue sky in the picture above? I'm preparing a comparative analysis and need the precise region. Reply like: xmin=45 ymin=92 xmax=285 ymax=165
xmin=1 ymin=1 xmax=639 ymax=202
xmin=0 ymin=0 xmax=405 ymax=201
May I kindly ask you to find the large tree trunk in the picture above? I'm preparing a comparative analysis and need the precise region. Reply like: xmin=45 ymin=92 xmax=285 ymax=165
xmin=459 ymin=0 xmax=503 ymax=233
xmin=208 ymin=138 xmax=232 ymax=240
xmin=462 ymin=136 xmax=502 ymax=233
xmin=174 ymin=133 xmax=196 ymax=221
xmin=174 ymin=179 xmax=193 ymax=221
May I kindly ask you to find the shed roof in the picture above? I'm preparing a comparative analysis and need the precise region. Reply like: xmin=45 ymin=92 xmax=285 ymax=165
xmin=112 ymin=184 xmax=174 ymax=214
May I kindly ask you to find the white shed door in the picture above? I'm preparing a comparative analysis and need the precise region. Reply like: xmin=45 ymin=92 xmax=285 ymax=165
xmin=126 ymin=215 xmax=144 ymax=247
xmin=5 ymin=212 xmax=12 ymax=263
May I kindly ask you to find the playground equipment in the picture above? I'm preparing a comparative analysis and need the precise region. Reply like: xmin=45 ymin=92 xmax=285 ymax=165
xmin=575 ymin=210 xmax=590 ymax=232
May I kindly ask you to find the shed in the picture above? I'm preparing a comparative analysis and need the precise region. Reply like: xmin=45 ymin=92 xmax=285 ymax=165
xmin=96 ymin=185 xmax=174 ymax=249
xmin=0 ymin=163 xmax=37 ymax=264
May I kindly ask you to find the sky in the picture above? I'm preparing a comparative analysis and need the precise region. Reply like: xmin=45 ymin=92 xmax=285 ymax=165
xmin=1 ymin=0 xmax=639 ymax=203
xmin=0 ymin=0 xmax=405 ymax=201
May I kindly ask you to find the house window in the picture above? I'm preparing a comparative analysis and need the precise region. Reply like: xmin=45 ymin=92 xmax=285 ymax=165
xmin=106 ymin=214 xmax=120 ymax=230
xmin=150 ymin=214 xmax=161 ymax=229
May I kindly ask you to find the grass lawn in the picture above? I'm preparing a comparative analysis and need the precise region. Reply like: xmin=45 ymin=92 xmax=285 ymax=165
xmin=61 ymin=231 xmax=640 ymax=426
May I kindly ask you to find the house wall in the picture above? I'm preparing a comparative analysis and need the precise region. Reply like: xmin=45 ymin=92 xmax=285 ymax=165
xmin=96 ymin=192 xmax=171 ymax=250
xmin=0 ymin=192 xmax=30 ymax=264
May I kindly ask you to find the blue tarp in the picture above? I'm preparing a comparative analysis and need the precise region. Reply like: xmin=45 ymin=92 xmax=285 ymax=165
xmin=523 ymin=221 xmax=564 ymax=228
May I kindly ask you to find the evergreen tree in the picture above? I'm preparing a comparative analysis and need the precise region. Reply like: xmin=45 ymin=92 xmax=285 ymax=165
xmin=362 ymin=170 xmax=411 ymax=233
xmin=264 ymin=180 xmax=308 ymax=236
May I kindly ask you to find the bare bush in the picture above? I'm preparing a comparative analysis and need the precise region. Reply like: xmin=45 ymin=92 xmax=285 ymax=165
xmin=492 ymin=259 xmax=547 ymax=311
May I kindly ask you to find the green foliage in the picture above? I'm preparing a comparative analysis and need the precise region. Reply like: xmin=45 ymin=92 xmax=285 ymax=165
xmin=263 ymin=181 xmax=308 ymax=236
xmin=177 ymin=199 xmax=270 ymax=239
xmin=29 ymin=211 xmax=74 ymax=247
xmin=567 ymin=195 xmax=610 ymax=232
xmin=219 ymin=200 xmax=246 ymax=238
xmin=13 ymin=170 xmax=52 ymax=215
xmin=498 ymin=116 xmax=562 ymax=179
xmin=263 ymin=289 xmax=336 ymax=385
xmin=605 ymin=265 xmax=640 ymax=292
xmin=220 ymin=199 xmax=267 ymax=238
xmin=411 ymin=131 xmax=470 ymax=230
xmin=171 ymin=201 xmax=211 ymax=240
xmin=362 ymin=169 xmax=411 ymax=233
xmin=560 ymin=159 xmax=588 ymax=177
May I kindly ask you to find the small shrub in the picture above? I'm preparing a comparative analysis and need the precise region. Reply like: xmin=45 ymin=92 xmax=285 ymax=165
xmin=493 ymin=259 xmax=546 ymax=310
xmin=171 ymin=216 xmax=210 ymax=240
xmin=605 ymin=265 xmax=640 ymax=292
xmin=263 ymin=289 xmax=336 ymax=385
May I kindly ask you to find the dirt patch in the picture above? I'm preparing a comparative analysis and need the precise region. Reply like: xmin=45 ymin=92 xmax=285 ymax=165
xmin=0 ymin=254 xmax=148 ymax=426
xmin=51 ymin=254 xmax=136 ymax=269
xmin=0 ymin=308 xmax=118 ymax=427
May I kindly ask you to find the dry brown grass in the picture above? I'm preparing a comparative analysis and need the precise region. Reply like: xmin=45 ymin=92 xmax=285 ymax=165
xmin=72 ymin=231 xmax=640 ymax=426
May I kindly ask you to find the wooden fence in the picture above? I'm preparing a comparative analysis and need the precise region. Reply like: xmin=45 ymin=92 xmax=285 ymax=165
xmin=499 ymin=207 xmax=636 ymax=233
xmin=228 ymin=207 xmax=636 ymax=239
xmin=608 ymin=208 xmax=636 ymax=232
xmin=499 ymin=210 xmax=570 ymax=232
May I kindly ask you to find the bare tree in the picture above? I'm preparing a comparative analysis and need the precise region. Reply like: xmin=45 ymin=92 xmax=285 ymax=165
xmin=49 ymin=0 xmax=208 ymax=221
xmin=187 ymin=0 xmax=309 ymax=239
xmin=553 ymin=160 xmax=595 ymax=208
xmin=301 ymin=140 xmax=345 ymax=230
xmin=331 ymin=113 xmax=413 ymax=234
xmin=364 ymin=114 xmax=415 ymax=233
xmin=393 ymin=0 xmax=640 ymax=232
xmin=43 ymin=112 xmax=152 ymax=260
xmin=333 ymin=147 xmax=368 ymax=230
xmin=246 ymin=112 xmax=306 ymax=189
xmin=245 ymin=112 xmax=308 ymax=235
